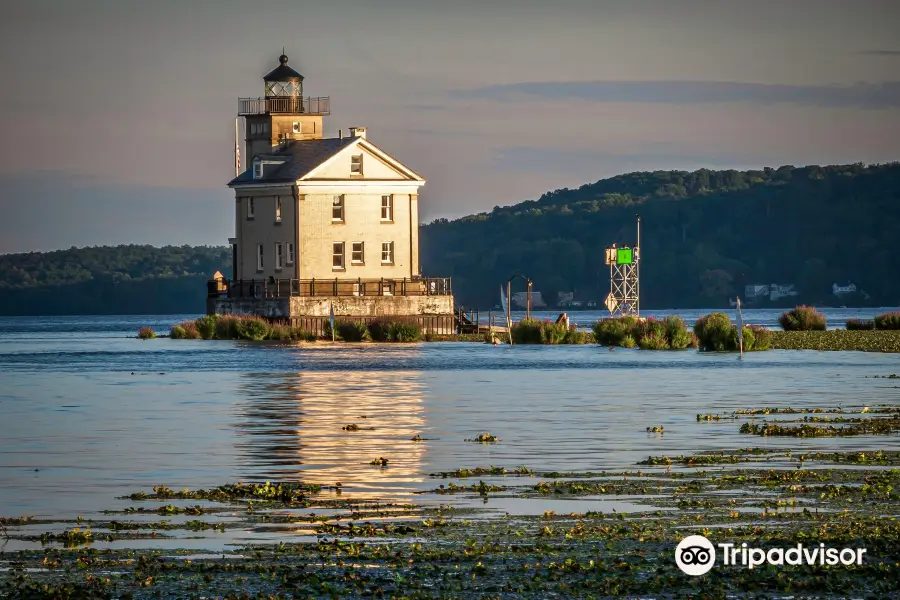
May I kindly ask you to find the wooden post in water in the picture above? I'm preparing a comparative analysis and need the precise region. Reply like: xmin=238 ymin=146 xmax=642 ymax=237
xmin=736 ymin=297 xmax=744 ymax=360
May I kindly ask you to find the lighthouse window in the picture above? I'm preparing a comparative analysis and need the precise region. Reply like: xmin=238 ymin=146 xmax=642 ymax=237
xmin=332 ymin=242 xmax=345 ymax=270
xmin=275 ymin=197 xmax=282 ymax=223
xmin=332 ymin=195 xmax=345 ymax=222
xmin=253 ymin=158 xmax=262 ymax=179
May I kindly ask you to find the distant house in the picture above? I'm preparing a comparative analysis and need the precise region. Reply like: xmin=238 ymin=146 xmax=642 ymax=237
xmin=832 ymin=282 xmax=857 ymax=296
xmin=557 ymin=291 xmax=588 ymax=308
xmin=512 ymin=291 xmax=547 ymax=309
xmin=745 ymin=284 xmax=769 ymax=300
xmin=769 ymin=284 xmax=798 ymax=301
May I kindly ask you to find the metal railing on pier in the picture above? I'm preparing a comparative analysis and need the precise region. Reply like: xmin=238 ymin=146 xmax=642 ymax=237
xmin=208 ymin=277 xmax=451 ymax=299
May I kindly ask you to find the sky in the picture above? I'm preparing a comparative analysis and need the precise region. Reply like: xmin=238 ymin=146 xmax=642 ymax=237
xmin=1 ymin=0 xmax=899 ymax=253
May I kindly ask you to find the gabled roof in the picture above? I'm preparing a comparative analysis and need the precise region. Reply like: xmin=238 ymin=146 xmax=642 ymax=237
xmin=228 ymin=136 xmax=424 ymax=187
xmin=228 ymin=137 xmax=359 ymax=186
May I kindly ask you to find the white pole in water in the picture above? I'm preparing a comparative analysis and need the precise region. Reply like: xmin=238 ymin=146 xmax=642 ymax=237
xmin=737 ymin=297 xmax=744 ymax=359
xmin=329 ymin=301 xmax=335 ymax=342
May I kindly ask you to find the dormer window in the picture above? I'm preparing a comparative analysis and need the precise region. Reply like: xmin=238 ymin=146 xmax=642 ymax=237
xmin=351 ymin=154 xmax=362 ymax=175
xmin=253 ymin=157 xmax=263 ymax=179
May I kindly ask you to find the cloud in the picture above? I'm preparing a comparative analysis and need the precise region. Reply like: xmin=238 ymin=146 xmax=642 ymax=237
xmin=859 ymin=50 xmax=900 ymax=56
xmin=461 ymin=80 xmax=900 ymax=109
xmin=490 ymin=147 xmax=767 ymax=176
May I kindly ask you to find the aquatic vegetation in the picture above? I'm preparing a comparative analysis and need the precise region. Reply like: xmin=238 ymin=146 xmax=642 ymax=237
xmin=8 ymin=452 xmax=900 ymax=599
xmin=195 ymin=314 xmax=218 ymax=339
xmin=694 ymin=312 xmax=732 ymax=351
xmin=847 ymin=318 xmax=876 ymax=330
xmin=411 ymin=434 xmax=423 ymax=441
xmin=771 ymin=330 xmax=900 ymax=352
xmin=126 ymin=481 xmax=320 ymax=504
xmin=39 ymin=527 xmax=93 ymax=547
xmin=234 ymin=317 xmax=270 ymax=341
xmin=367 ymin=317 xmax=422 ymax=342
xmin=169 ymin=322 xmax=200 ymax=339
xmin=875 ymin=311 xmax=900 ymax=330
xmin=734 ymin=407 xmax=843 ymax=415
xmin=592 ymin=316 xmax=638 ymax=346
xmin=779 ymin=305 xmax=827 ymax=331
xmin=342 ymin=424 xmax=361 ymax=431
xmin=739 ymin=415 xmax=900 ymax=437
xmin=334 ymin=320 xmax=369 ymax=342
xmin=592 ymin=315 xmax=695 ymax=349
xmin=0 ymin=516 xmax=34 ymax=526
xmin=465 ymin=432 xmax=499 ymax=443
xmin=511 ymin=319 xmax=583 ymax=344
xmin=432 ymin=465 xmax=533 ymax=478
xmin=696 ymin=413 xmax=736 ymax=421
xmin=370 ymin=457 xmax=389 ymax=467
xmin=645 ymin=425 xmax=664 ymax=433
xmin=637 ymin=332 xmax=669 ymax=350
xmin=693 ymin=313 xmax=773 ymax=352
xmin=137 ymin=326 xmax=156 ymax=339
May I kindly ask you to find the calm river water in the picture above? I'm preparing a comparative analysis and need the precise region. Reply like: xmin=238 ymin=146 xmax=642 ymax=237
xmin=1 ymin=311 xmax=899 ymax=546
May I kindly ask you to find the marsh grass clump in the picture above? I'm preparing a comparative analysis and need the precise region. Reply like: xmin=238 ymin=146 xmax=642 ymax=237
xmin=875 ymin=311 xmax=900 ymax=330
xmin=335 ymin=320 xmax=369 ymax=342
xmin=592 ymin=316 xmax=638 ymax=346
xmin=170 ymin=321 xmax=201 ymax=339
xmin=137 ymin=327 xmax=156 ymax=339
xmin=388 ymin=320 xmax=422 ymax=342
xmin=592 ymin=315 xmax=694 ymax=350
xmin=195 ymin=315 xmax=218 ymax=339
xmin=234 ymin=317 xmax=271 ymax=341
xmin=846 ymin=318 xmax=876 ymax=330
xmin=367 ymin=317 xmax=422 ymax=342
xmin=510 ymin=319 xmax=583 ymax=344
xmin=694 ymin=313 xmax=772 ymax=352
xmin=694 ymin=312 xmax=733 ymax=351
xmin=779 ymin=305 xmax=827 ymax=331
xmin=370 ymin=457 xmax=389 ymax=467
xmin=214 ymin=314 xmax=240 ymax=339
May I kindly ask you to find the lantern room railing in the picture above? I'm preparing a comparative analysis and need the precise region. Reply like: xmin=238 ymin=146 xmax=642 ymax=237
xmin=238 ymin=96 xmax=331 ymax=116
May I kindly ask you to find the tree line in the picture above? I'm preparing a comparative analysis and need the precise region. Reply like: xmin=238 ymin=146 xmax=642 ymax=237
xmin=1 ymin=163 xmax=898 ymax=315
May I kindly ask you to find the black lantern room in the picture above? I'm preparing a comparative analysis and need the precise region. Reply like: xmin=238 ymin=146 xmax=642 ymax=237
xmin=264 ymin=52 xmax=304 ymax=99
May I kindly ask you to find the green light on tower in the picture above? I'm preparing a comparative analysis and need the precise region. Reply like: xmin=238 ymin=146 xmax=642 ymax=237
xmin=616 ymin=247 xmax=634 ymax=265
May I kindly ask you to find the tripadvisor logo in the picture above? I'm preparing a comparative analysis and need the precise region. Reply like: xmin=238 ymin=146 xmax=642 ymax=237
xmin=675 ymin=535 xmax=867 ymax=576
xmin=675 ymin=535 xmax=716 ymax=575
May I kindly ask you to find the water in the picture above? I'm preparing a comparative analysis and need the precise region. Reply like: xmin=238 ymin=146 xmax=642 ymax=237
xmin=1 ymin=312 xmax=899 ymax=548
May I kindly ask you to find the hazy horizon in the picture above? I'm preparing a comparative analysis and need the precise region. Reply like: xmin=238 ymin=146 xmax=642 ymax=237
xmin=2 ymin=0 xmax=899 ymax=253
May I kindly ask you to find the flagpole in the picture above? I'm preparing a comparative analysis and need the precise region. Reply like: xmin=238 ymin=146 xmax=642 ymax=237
xmin=234 ymin=117 xmax=240 ymax=177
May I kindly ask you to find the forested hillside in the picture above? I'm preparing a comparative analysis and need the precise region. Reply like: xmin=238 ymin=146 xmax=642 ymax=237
xmin=0 ymin=245 xmax=230 ymax=315
xmin=1 ymin=163 xmax=898 ymax=315
xmin=420 ymin=163 xmax=900 ymax=309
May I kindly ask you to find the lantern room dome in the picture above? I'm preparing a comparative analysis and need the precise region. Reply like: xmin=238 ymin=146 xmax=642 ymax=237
xmin=263 ymin=53 xmax=304 ymax=83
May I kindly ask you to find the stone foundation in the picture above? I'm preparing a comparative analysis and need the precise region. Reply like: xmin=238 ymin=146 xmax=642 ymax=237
xmin=208 ymin=294 xmax=456 ymax=335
